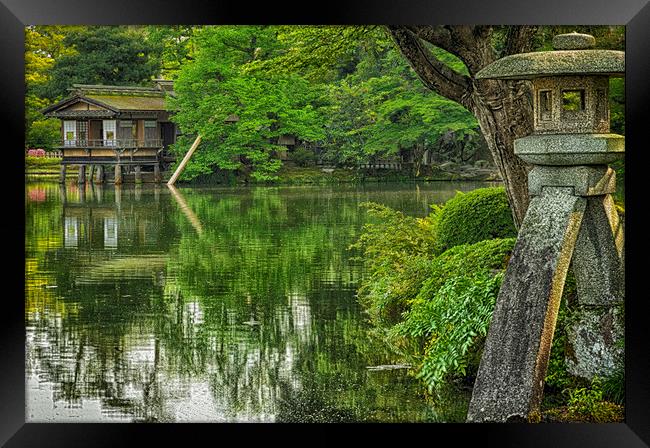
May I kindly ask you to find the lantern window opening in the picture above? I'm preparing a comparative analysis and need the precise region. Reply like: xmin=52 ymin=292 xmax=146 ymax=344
xmin=561 ymin=89 xmax=586 ymax=112
xmin=538 ymin=90 xmax=552 ymax=122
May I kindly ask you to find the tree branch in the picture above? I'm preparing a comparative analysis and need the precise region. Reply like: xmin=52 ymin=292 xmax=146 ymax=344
xmin=387 ymin=26 xmax=471 ymax=107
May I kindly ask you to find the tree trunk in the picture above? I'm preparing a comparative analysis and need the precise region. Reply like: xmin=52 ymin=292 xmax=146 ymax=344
xmin=387 ymin=25 xmax=539 ymax=228
xmin=468 ymin=79 xmax=533 ymax=227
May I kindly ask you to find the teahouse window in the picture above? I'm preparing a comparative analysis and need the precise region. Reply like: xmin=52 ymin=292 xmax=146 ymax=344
xmin=64 ymin=121 xmax=76 ymax=146
xmin=77 ymin=121 xmax=87 ymax=144
xmin=144 ymin=120 xmax=157 ymax=128
xmin=103 ymin=120 xmax=116 ymax=146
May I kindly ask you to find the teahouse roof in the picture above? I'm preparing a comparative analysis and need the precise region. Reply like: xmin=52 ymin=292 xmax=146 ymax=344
xmin=41 ymin=82 xmax=174 ymax=117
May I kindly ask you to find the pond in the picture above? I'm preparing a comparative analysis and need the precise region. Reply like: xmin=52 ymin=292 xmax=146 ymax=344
xmin=25 ymin=181 xmax=498 ymax=423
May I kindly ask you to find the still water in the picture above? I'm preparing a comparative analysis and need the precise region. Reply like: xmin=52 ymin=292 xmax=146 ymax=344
xmin=25 ymin=181 xmax=496 ymax=423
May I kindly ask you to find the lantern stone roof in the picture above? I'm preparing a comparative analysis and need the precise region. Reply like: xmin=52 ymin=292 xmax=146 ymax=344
xmin=476 ymin=33 xmax=624 ymax=80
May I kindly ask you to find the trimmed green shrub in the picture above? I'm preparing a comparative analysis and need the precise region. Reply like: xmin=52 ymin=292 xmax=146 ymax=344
xmin=434 ymin=187 xmax=516 ymax=252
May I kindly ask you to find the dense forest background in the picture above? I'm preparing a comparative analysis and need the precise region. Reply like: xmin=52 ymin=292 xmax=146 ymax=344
xmin=25 ymin=25 xmax=625 ymax=181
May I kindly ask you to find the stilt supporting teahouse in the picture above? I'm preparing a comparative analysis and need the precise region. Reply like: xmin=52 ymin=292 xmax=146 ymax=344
xmin=114 ymin=164 xmax=122 ymax=185
xmin=77 ymin=165 xmax=86 ymax=184
xmin=94 ymin=165 xmax=105 ymax=184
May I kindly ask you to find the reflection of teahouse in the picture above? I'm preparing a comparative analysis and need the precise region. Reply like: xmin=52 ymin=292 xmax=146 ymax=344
xmin=41 ymin=80 xmax=178 ymax=184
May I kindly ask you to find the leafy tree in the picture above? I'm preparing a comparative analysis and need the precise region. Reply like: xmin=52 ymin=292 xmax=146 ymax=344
xmin=39 ymin=26 xmax=163 ymax=100
xmin=145 ymin=25 xmax=200 ymax=78
xmin=25 ymin=26 xmax=76 ymax=149
xmin=169 ymin=26 xmax=326 ymax=181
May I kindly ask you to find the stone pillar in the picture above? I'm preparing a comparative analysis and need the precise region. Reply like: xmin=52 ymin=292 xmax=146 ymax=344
xmin=566 ymin=193 xmax=624 ymax=379
xmin=77 ymin=164 xmax=86 ymax=184
xmin=134 ymin=165 xmax=142 ymax=184
xmin=59 ymin=164 xmax=67 ymax=184
xmin=467 ymin=187 xmax=586 ymax=422
xmin=114 ymin=164 xmax=122 ymax=185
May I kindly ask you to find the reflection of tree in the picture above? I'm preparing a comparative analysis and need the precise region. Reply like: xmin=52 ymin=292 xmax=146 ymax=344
xmin=26 ymin=183 xmax=476 ymax=422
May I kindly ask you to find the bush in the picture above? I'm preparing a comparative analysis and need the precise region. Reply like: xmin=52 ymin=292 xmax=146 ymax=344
xmin=351 ymin=202 xmax=437 ymax=325
xmin=289 ymin=147 xmax=318 ymax=167
xmin=27 ymin=149 xmax=46 ymax=157
xmin=434 ymin=187 xmax=516 ymax=252
xmin=26 ymin=119 xmax=61 ymax=151
xmin=392 ymin=238 xmax=515 ymax=393
xmin=358 ymin=254 xmax=434 ymax=326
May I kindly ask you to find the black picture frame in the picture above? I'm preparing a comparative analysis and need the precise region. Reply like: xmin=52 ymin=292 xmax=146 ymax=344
xmin=4 ymin=0 xmax=649 ymax=446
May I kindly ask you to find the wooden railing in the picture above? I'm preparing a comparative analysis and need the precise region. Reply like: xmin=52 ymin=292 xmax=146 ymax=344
xmin=60 ymin=139 xmax=164 ymax=148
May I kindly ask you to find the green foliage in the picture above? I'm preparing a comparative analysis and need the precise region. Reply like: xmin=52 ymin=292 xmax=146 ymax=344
xmin=289 ymin=147 xmax=318 ymax=167
xmin=392 ymin=239 xmax=515 ymax=393
xmin=169 ymin=26 xmax=326 ymax=181
xmin=600 ymin=366 xmax=625 ymax=405
xmin=39 ymin=26 xmax=163 ymax=100
xmin=416 ymin=238 xmax=515 ymax=297
xmin=562 ymin=377 xmax=624 ymax=422
xmin=544 ymin=283 xmax=576 ymax=392
xmin=350 ymin=202 xmax=437 ymax=325
xmin=435 ymin=187 xmax=516 ymax=252
xmin=396 ymin=272 xmax=505 ymax=393
xmin=352 ymin=192 xmax=516 ymax=393
xmin=26 ymin=119 xmax=61 ymax=151
xmin=351 ymin=202 xmax=437 ymax=271
xmin=25 ymin=157 xmax=62 ymax=167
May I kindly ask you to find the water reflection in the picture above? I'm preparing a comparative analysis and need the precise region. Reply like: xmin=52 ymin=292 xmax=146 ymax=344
xmin=25 ymin=181 xmax=494 ymax=422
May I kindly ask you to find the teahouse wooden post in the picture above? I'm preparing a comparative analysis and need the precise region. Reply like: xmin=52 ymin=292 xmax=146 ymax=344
xmin=154 ymin=163 xmax=161 ymax=183
xmin=59 ymin=164 xmax=66 ymax=184
xmin=94 ymin=165 xmax=105 ymax=184
xmin=77 ymin=165 xmax=86 ymax=184
xmin=114 ymin=164 xmax=123 ymax=185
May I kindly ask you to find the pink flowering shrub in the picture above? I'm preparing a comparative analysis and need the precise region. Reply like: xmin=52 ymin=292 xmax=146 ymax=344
xmin=27 ymin=148 xmax=46 ymax=157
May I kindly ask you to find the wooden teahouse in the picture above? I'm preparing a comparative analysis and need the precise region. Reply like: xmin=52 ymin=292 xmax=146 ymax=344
xmin=42 ymin=80 xmax=177 ymax=184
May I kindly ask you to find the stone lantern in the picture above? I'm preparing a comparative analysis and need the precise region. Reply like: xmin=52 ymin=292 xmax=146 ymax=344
xmin=466 ymin=33 xmax=625 ymax=422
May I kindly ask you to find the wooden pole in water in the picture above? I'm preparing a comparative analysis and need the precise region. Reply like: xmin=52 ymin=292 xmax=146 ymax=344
xmin=59 ymin=164 xmax=67 ymax=184
xmin=167 ymin=135 xmax=202 ymax=186
xmin=134 ymin=165 xmax=142 ymax=184
xmin=154 ymin=162 xmax=161 ymax=183
xmin=94 ymin=165 xmax=104 ymax=184
xmin=77 ymin=165 xmax=86 ymax=184
xmin=114 ymin=164 xmax=122 ymax=185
